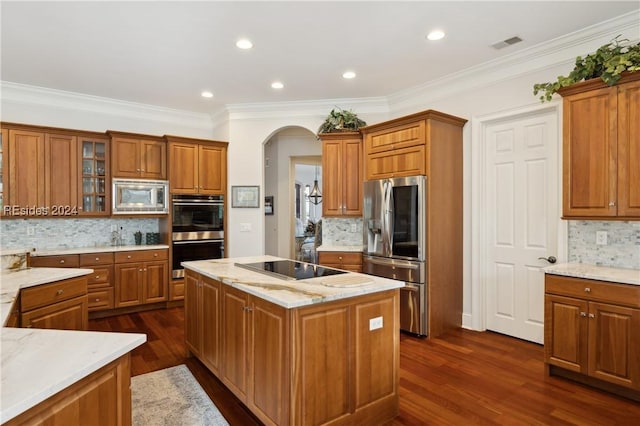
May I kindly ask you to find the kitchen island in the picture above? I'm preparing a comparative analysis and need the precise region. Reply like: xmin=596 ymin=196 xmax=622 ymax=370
xmin=183 ymin=256 xmax=404 ymax=426
xmin=0 ymin=267 xmax=146 ymax=425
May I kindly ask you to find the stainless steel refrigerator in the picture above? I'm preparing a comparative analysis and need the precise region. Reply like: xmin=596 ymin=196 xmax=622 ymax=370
xmin=363 ymin=175 xmax=427 ymax=336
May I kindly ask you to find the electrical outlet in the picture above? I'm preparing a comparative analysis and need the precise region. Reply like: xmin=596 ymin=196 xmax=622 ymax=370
xmin=27 ymin=226 xmax=35 ymax=236
xmin=369 ymin=316 xmax=383 ymax=331
xmin=350 ymin=223 xmax=357 ymax=233
xmin=596 ymin=231 xmax=608 ymax=245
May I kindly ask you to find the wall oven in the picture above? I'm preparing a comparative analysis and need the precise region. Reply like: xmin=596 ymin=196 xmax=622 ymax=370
xmin=363 ymin=175 xmax=428 ymax=336
xmin=172 ymin=194 xmax=224 ymax=278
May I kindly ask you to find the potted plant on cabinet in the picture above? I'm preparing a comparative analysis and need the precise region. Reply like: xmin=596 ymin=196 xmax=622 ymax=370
xmin=317 ymin=107 xmax=367 ymax=135
xmin=533 ymin=36 xmax=640 ymax=102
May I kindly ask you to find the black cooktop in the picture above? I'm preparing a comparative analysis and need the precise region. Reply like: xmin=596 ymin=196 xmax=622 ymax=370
xmin=235 ymin=259 xmax=347 ymax=281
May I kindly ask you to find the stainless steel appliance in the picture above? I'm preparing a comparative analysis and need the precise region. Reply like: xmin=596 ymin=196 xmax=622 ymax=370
xmin=363 ymin=175 xmax=427 ymax=336
xmin=171 ymin=194 xmax=224 ymax=278
xmin=235 ymin=259 xmax=347 ymax=280
xmin=112 ymin=178 xmax=169 ymax=214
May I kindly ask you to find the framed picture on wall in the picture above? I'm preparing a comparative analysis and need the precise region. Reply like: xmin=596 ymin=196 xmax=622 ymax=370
xmin=231 ymin=186 xmax=260 ymax=208
xmin=265 ymin=196 xmax=274 ymax=215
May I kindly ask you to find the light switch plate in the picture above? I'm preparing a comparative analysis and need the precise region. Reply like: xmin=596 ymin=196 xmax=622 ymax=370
xmin=240 ymin=223 xmax=252 ymax=232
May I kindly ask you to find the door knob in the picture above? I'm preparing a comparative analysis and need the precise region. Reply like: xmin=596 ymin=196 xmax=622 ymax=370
xmin=538 ymin=256 xmax=557 ymax=264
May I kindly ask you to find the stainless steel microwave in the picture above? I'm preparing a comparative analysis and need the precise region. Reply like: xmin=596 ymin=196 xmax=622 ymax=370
xmin=112 ymin=178 xmax=169 ymax=214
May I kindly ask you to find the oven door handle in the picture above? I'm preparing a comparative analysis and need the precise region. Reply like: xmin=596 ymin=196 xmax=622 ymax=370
xmin=173 ymin=239 xmax=224 ymax=245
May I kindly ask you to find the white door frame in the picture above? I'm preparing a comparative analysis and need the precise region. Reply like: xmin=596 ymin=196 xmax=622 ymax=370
xmin=468 ymin=101 xmax=568 ymax=332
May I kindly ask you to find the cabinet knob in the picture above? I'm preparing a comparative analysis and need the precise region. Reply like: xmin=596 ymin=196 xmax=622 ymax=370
xmin=95 ymin=275 xmax=100 ymax=279
xmin=154 ymin=253 xmax=158 ymax=257
xmin=141 ymin=169 xmax=145 ymax=172
xmin=588 ymin=313 xmax=595 ymax=318
xmin=127 ymin=255 xmax=132 ymax=259
xmin=95 ymin=298 xmax=101 ymax=302
xmin=95 ymin=257 xmax=100 ymax=261
xmin=609 ymin=201 xmax=616 ymax=207
xmin=136 ymin=168 xmax=141 ymax=172
xmin=584 ymin=287 xmax=591 ymax=293
xmin=59 ymin=260 xmax=65 ymax=264
xmin=580 ymin=312 xmax=587 ymax=317
xmin=144 ymin=268 xmax=147 ymax=271
xmin=56 ymin=289 xmax=64 ymax=295
xmin=139 ymin=269 xmax=143 ymax=272
xmin=243 ymin=306 xmax=253 ymax=312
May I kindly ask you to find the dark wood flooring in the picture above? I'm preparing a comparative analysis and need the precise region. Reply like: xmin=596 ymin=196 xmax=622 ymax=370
xmin=89 ymin=307 xmax=640 ymax=425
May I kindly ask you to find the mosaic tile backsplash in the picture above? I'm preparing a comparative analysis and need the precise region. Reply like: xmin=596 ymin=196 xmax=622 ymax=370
xmin=321 ymin=217 xmax=363 ymax=247
xmin=0 ymin=218 xmax=161 ymax=251
xmin=568 ymin=221 xmax=640 ymax=269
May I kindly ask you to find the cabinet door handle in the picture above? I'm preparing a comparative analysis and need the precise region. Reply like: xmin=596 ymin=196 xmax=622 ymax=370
xmin=584 ymin=287 xmax=591 ymax=293
xmin=588 ymin=313 xmax=595 ymax=318
xmin=609 ymin=201 xmax=616 ymax=207
xmin=580 ymin=312 xmax=587 ymax=317
xmin=243 ymin=306 xmax=253 ymax=312
xmin=59 ymin=260 xmax=65 ymax=264
xmin=139 ymin=269 xmax=143 ymax=272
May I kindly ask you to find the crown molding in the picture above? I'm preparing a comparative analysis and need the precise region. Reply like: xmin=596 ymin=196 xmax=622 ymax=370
xmin=0 ymin=81 xmax=214 ymax=133
xmin=224 ymin=96 xmax=389 ymax=120
xmin=387 ymin=10 xmax=640 ymax=112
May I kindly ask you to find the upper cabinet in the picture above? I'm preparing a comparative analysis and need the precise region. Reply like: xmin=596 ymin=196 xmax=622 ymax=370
xmin=167 ymin=136 xmax=228 ymax=195
xmin=361 ymin=110 xmax=467 ymax=180
xmin=109 ymin=132 xmax=166 ymax=180
xmin=320 ymin=131 xmax=363 ymax=217
xmin=1 ymin=123 xmax=110 ymax=217
xmin=558 ymin=73 xmax=640 ymax=219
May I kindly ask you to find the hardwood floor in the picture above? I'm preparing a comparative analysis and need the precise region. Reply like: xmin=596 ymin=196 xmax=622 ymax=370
xmin=89 ymin=307 xmax=640 ymax=425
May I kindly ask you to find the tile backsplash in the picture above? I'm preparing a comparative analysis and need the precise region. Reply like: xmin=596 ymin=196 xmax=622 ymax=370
xmin=321 ymin=217 xmax=363 ymax=247
xmin=0 ymin=218 xmax=161 ymax=251
xmin=568 ymin=221 xmax=640 ymax=269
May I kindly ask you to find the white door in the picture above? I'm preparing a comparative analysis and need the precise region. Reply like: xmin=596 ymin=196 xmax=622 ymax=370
xmin=484 ymin=109 xmax=558 ymax=344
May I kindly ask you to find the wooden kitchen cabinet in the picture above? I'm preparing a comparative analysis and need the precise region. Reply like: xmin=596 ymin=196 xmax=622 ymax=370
xmin=110 ymin=132 xmax=166 ymax=180
xmin=318 ymin=251 xmax=363 ymax=272
xmin=19 ymin=275 xmax=89 ymax=330
xmin=320 ymin=132 xmax=363 ymax=216
xmin=2 ymin=123 xmax=110 ymax=217
xmin=185 ymin=272 xmax=221 ymax=375
xmin=0 ymin=128 xmax=6 ymax=211
xmin=545 ymin=274 xmax=640 ymax=396
xmin=167 ymin=136 xmax=228 ymax=195
xmin=558 ymin=72 xmax=640 ymax=219
xmin=4 ymin=354 xmax=132 ymax=426
xmin=185 ymin=269 xmax=398 ymax=426
xmin=80 ymin=252 xmax=115 ymax=311
xmin=114 ymin=249 xmax=168 ymax=307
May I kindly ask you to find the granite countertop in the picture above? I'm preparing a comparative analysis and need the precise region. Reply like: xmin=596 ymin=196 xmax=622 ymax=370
xmin=182 ymin=255 xmax=404 ymax=309
xmin=544 ymin=263 xmax=640 ymax=286
xmin=29 ymin=244 xmax=169 ymax=256
xmin=0 ymin=268 xmax=146 ymax=423
xmin=316 ymin=245 xmax=364 ymax=252
xmin=0 ymin=268 xmax=94 ymax=325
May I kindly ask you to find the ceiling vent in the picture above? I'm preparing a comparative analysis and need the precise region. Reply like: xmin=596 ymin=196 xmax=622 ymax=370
xmin=491 ymin=36 xmax=523 ymax=50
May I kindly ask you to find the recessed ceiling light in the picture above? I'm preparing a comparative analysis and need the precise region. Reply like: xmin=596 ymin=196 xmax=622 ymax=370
xmin=236 ymin=39 xmax=253 ymax=49
xmin=427 ymin=30 xmax=445 ymax=41
xmin=201 ymin=91 xmax=213 ymax=98
xmin=271 ymin=81 xmax=284 ymax=89
xmin=342 ymin=71 xmax=356 ymax=79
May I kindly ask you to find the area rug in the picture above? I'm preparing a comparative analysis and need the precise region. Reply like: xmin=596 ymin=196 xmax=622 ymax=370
xmin=131 ymin=364 xmax=229 ymax=426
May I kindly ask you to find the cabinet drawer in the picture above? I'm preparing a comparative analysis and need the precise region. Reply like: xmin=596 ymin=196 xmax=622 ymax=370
xmin=29 ymin=255 xmax=79 ymax=268
xmin=545 ymin=275 xmax=640 ymax=308
xmin=80 ymin=252 xmax=114 ymax=266
xmin=87 ymin=266 xmax=112 ymax=286
xmin=88 ymin=288 xmax=114 ymax=311
xmin=365 ymin=120 xmax=425 ymax=154
xmin=21 ymin=276 xmax=88 ymax=311
xmin=115 ymin=249 xmax=168 ymax=263
xmin=319 ymin=252 xmax=362 ymax=265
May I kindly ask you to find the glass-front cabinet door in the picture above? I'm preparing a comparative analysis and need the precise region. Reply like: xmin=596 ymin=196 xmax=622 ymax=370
xmin=80 ymin=137 xmax=109 ymax=215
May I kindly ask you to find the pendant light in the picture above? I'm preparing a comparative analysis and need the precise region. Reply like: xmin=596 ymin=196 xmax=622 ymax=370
xmin=307 ymin=166 xmax=322 ymax=205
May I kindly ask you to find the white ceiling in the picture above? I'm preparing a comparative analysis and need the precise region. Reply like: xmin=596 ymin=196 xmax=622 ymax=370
xmin=1 ymin=1 xmax=638 ymax=115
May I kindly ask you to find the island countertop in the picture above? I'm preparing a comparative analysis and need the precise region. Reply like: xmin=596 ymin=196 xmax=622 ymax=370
xmin=182 ymin=255 xmax=404 ymax=309
xmin=544 ymin=263 xmax=640 ymax=286
xmin=0 ymin=268 xmax=146 ymax=423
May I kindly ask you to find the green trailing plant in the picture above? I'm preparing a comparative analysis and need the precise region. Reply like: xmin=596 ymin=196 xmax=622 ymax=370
xmin=534 ymin=36 xmax=640 ymax=102
xmin=317 ymin=107 xmax=367 ymax=134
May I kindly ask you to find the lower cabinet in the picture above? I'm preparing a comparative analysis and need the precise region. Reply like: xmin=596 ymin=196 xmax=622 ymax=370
xmin=19 ymin=275 xmax=88 ymax=330
xmin=545 ymin=275 xmax=640 ymax=395
xmin=184 ymin=270 xmax=399 ymax=426
xmin=4 ymin=354 xmax=132 ymax=426
xmin=318 ymin=251 xmax=363 ymax=273
xmin=114 ymin=250 xmax=168 ymax=308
